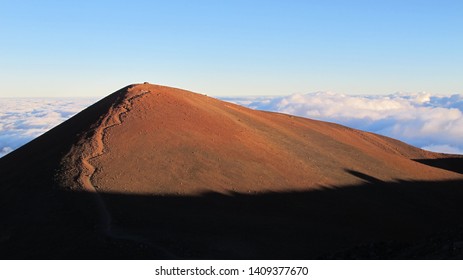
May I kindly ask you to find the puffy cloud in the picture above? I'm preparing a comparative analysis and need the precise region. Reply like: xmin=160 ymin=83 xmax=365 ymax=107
xmin=0 ymin=147 xmax=13 ymax=158
xmin=0 ymin=98 xmax=95 ymax=158
xmin=222 ymin=92 xmax=463 ymax=155
xmin=421 ymin=145 xmax=463 ymax=155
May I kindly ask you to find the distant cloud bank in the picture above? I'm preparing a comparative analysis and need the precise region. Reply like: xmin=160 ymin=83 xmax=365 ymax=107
xmin=0 ymin=98 xmax=95 ymax=158
xmin=1 ymin=93 xmax=462 ymax=159
xmin=221 ymin=92 xmax=463 ymax=155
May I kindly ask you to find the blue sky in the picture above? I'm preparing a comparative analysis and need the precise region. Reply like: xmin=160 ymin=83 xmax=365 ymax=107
xmin=1 ymin=0 xmax=462 ymax=97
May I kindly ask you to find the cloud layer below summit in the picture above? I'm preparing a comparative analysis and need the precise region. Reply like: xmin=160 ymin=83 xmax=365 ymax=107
xmin=222 ymin=92 xmax=463 ymax=155
xmin=0 ymin=98 xmax=95 ymax=157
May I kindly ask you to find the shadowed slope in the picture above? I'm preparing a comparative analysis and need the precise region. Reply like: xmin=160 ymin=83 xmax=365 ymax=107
xmin=2 ymin=178 xmax=463 ymax=259
xmin=414 ymin=158 xmax=463 ymax=175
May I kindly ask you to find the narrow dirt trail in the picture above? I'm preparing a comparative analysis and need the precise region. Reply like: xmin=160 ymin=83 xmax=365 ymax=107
xmin=76 ymin=88 xmax=176 ymax=258
xmin=77 ymin=91 xmax=148 ymax=234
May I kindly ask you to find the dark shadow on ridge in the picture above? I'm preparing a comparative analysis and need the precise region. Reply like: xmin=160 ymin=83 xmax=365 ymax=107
xmin=345 ymin=169 xmax=383 ymax=184
xmin=413 ymin=158 xmax=463 ymax=175
xmin=2 ymin=178 xmax=463 ymax=260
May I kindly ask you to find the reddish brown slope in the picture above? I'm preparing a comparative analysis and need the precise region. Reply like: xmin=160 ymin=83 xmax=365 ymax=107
xmin=55 ymin=83 xmax=461 ymax=195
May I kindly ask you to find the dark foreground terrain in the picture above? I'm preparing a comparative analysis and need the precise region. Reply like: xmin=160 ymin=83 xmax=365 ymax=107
xmin=1 ymin=166 xmax=463 ymax=259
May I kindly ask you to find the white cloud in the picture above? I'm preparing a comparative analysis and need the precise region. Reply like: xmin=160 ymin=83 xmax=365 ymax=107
xmin=0 ymin=98 xmax=95 ymax=158
xmin=0 ymin=146 xmax=13 ymax=158
xmin=422 ymin=144 xmax=463 ymax=155
xmin=222 ymin=92 xmax=463 ymax=155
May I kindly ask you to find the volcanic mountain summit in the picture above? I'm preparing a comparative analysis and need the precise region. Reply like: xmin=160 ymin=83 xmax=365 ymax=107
xmin=1 ymin=83 xmax=463 ymax=259
xmin=58 ymin=83 xmax=462 ymax=193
